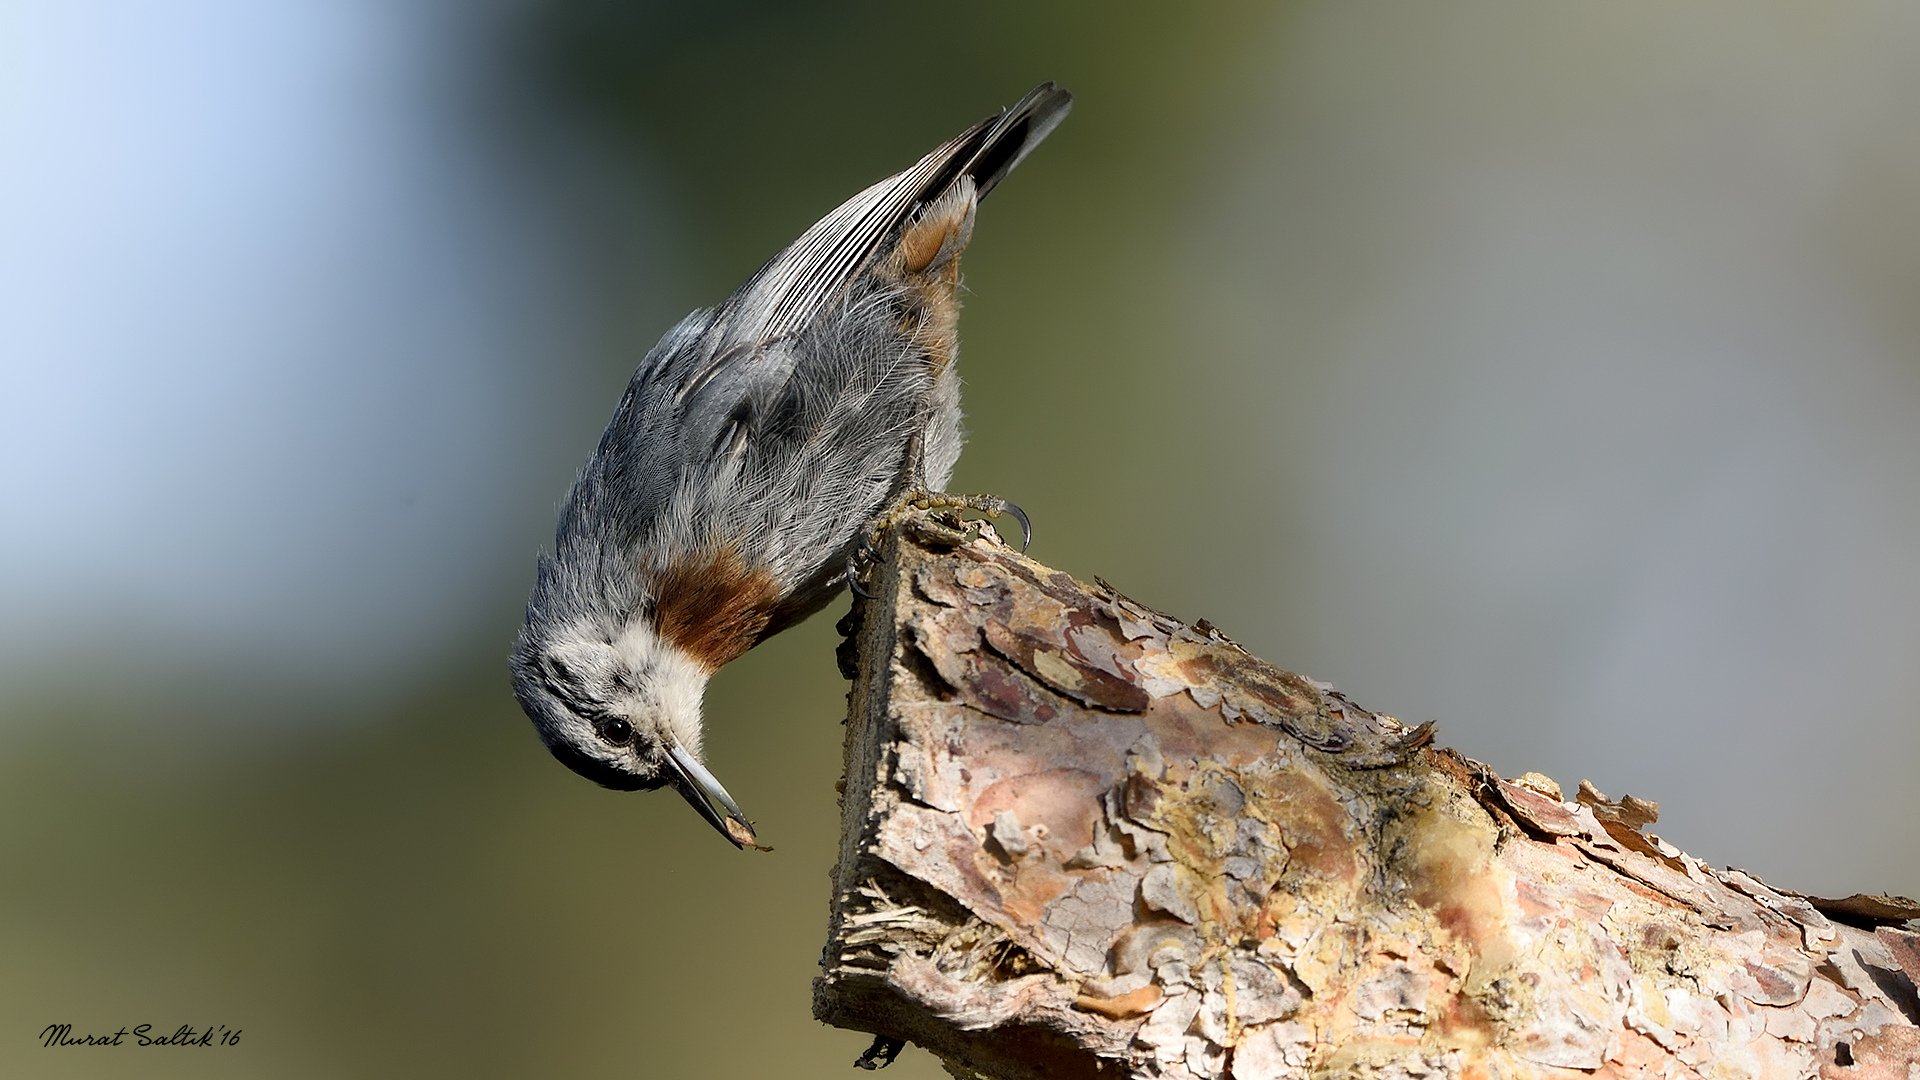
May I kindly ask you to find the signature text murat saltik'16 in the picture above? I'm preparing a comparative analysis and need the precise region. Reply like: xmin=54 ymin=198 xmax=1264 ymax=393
xmin=41 ymin=1024 xmax=241 ymax=1047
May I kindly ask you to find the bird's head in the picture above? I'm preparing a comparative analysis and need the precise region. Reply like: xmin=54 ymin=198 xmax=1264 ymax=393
xmin=511 ymin=609 xmax=764 ymax=849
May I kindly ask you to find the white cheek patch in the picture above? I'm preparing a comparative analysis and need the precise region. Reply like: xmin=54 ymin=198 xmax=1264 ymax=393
xmin=609 ymin=621 xmax=711 ymax=758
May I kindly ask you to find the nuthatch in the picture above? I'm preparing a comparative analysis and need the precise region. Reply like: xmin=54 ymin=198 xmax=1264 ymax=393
xmin=511 ymin=83 xmax=1072 ymax=848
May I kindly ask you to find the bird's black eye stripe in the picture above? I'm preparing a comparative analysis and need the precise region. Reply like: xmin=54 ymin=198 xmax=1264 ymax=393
xmin=598 ymin=718 xmax=634 ymax=745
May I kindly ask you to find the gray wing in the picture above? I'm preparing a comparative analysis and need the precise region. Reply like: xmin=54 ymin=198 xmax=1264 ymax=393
xmin=564 ymin=83 xmax=1072 ymax=591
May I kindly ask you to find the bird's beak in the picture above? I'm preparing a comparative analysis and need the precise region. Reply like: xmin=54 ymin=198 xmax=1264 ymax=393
xmin=664 ymin=743 xmax=769 ymax=851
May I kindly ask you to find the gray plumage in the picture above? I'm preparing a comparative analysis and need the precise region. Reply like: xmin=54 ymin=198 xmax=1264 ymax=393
xmin=510 ymin=83 xmax=1072 ymax=847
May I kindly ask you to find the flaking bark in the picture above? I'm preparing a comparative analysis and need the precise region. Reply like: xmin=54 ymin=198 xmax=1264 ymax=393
xmin=814 ymin=519 xmax=1920 ymax=1080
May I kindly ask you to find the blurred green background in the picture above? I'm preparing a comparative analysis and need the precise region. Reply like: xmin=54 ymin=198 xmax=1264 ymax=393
xmin=5 ymin=2 xmax=1920 ymax=1077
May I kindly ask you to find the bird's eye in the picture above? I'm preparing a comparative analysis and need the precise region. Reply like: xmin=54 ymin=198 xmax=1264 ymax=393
xmin=597 ymin=717 xmax=634 ymax=745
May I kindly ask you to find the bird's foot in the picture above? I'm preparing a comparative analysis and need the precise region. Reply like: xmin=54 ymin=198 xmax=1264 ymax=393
xmin=853 ymin=1036 xmax=905 ymax=1070
xmin=845 ymin=536 xmax=883 ymax=599
xmin=845 ymin=491 xmax=1030 ymax=598
xmin=876 ymin=490 xmax=1030 ymax=551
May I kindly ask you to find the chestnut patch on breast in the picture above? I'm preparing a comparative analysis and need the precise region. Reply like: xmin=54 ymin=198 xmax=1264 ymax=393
xmin=649 ymin=545 xmax=782 ymax=672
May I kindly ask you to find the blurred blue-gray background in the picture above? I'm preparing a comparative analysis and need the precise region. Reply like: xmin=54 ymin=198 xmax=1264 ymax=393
xmin=4 ymin=3 xmax=1917 ymax=1077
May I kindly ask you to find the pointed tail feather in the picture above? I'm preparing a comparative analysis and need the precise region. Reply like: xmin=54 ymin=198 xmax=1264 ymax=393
xmin=723 ymin=82 xmax=1073 ymax=343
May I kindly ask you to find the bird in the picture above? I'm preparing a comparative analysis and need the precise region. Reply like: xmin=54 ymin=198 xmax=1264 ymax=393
xmin=510 ymin=83 xmax=1073 ymax=849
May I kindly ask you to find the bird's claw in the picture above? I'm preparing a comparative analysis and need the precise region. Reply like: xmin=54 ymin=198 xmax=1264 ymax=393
xmin=845 ymin=551 xmax=876 ymax=599
xmin=892 ymin=491 xmax=1032 ymax=552
xmin=848 ymin=492 xmax=1032 ymax=601
xmin=951 ymin=494 xmax=1030 ymax=553
xmin=998 ymin=499 xmax=1032 ymax=553
xmin=845 ymin=534 xmax=888 ymax=599
xmin=854 ymin=1036 xmax=905 ymax=1070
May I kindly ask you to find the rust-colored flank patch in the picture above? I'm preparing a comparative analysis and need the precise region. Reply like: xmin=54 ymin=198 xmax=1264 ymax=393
xmin=649 ymin=544 xmax=781 ymax=672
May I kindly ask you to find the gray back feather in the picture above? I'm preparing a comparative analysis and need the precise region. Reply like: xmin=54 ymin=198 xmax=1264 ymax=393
xmin=534 ymin=83 xmax=1072 ymax=629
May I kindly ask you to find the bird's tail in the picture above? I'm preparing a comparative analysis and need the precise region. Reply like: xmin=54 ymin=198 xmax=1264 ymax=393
xmin=934 ymin=81 xmax=1074 ymax=204
xmin=722 ymin=83 xmax=1073 ymax=342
